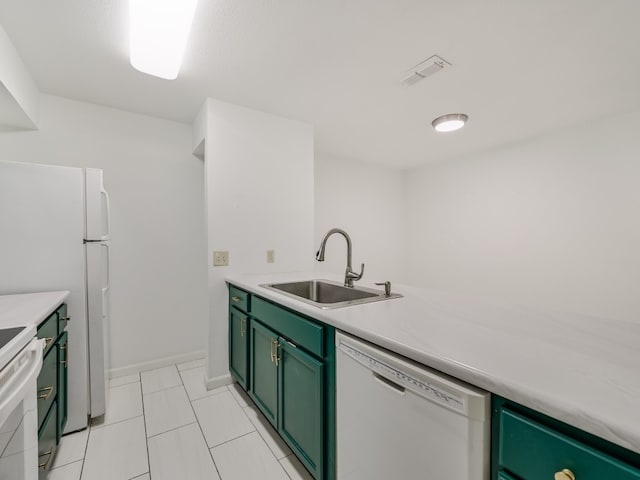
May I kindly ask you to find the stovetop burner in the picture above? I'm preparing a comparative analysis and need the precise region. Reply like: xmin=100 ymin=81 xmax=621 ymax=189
xmin=0 ymin=326 xmax=26 ymax=350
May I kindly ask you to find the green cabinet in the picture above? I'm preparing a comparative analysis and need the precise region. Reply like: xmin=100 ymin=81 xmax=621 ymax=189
xmin=249 ymin=319 xmax=279 ymax=425
xmin=229 ymin=286 xmax=250 ymax=390
xmin=279 ymin=340 xmax=324 ymax=477
xmin=35 ymin=303 xmax=69 ymax=475
xmin=229 ymin=308 xmax=249 ymax=389
xmin=37 ymin=400 xmax=58 ymax=472
xmin=37 ymin=343 xmax=58 ymax=427
xmin=492 ymin=396 xmax=640 ymax=480
xmin=228 ymin=284 xmax=335 ymax=480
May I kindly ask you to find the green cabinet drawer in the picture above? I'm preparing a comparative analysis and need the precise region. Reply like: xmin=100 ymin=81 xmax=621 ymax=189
xmin=252 ymin=297 xmax=324 ymax=357
xmin=37 ymin=311 xmax=58 ymax=356
xmin=229 ymin=286 xmax=250 ymax=313
xmin=499 ymin=408 xmax=640 ymax=480
xmin=37 ymin=345 xmax=58 ymax=428
xmin=57 ymin=303 xmax=69 ymax=332
xmin=38 ymin=400 xmax=58 ymax=472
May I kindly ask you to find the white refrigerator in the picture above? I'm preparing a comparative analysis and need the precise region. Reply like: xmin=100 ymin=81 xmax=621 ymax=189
xmin=0 ymin=160 xmax=111 ymax=433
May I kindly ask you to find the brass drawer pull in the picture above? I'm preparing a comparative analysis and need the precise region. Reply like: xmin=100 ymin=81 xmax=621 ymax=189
xmin=38 ymin=386 xmax=54 ymax=400
xmin=555 ymin=469 xmax=576 ymax=480
xmin=38 ymin=449 xmax=53 ymax=469
xmin=273 ymin=339 xmax=281 ymax=366
xmin=270 ymin=338 xmax=281 ymax=364
xmin=240 ymin=317 xmax=246 ymax=336
xmin=231 ymin=296 xmax=241 ymax=303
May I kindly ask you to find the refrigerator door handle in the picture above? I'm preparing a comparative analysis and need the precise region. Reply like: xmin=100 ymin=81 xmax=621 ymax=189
xmin=101 ymin=187 xmax=111 ymax=241
xmin=103 ymin=242 xmax=111 ymax=291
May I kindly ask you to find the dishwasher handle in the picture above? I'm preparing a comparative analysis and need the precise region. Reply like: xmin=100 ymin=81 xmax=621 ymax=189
xmin=373 ymin=372 xmax=406 ymax=395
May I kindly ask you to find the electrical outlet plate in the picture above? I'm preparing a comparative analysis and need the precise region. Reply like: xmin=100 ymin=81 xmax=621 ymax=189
xmin=213 ymin=250 xmax=229 ymax=266
xmin=266 ymin=249 xmax=275 ymax=263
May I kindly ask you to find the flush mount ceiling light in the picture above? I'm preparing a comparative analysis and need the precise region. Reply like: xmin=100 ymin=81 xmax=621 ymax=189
xmin=432 ymin=113 xmax=469 ymax=133
xmin=129 ymin=0 xmax=199 ymax=80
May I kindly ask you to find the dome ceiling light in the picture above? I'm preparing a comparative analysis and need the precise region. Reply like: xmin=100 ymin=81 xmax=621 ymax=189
xmin=432 ymin=113 xmax=469 ymax=133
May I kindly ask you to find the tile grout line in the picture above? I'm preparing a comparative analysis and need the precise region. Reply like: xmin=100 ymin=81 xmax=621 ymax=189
xmin=138 ymin=374 xmax=152 ymax=480
xmin=179 ymin=366 xmax=225 ymax=479
xmin=228 ymin=383 xmax=294 ymax=477
xmin=89 ymin=413 xmax=144 ymax=431
xmin=77 ymin=423 xmax=91 ymax=480
xmin=60 ymin=364 xmax=299 ymax=480
xmin=145 ymin=420 xmax=199 ymax=440
xmin=207 ymin=429 xmax=256 ymax=451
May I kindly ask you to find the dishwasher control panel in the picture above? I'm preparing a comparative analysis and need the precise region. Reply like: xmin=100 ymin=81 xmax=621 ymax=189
xmin=339 ymin=339 xmax=467 ymax=414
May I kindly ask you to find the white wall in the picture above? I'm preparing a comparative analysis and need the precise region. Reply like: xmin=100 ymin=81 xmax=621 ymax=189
xmin=203 ymin=98 xmax=314 ymax=385
xmin=0 ymin=23 xmax=39 ymax=129
xmin=0 ymin=94 xmax=208 ymax=371
xmin=406 ymin=110 xmax=640 ymax=323
xmin=314 ymin=151 xmax=407 ymax=284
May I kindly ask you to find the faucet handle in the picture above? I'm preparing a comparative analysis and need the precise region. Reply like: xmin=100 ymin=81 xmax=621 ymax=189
xmin=375 ymin=281 xmax=391 ymax=297
xmin=353 ymin=263 xmax=365 ymax=280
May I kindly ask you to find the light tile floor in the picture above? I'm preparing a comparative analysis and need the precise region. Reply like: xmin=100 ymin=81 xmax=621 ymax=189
xmin=47 ymin=359 xmax=313 ymax=480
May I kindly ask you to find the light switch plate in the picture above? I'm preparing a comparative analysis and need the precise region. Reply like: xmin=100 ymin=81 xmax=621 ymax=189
xmin=213 ymin=251 xmax=229 ymax=266
xmin=266 ymin=249 xmax=275 ymax=263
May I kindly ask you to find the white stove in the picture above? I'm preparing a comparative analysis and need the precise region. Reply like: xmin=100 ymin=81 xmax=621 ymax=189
xmin=0 ymin=325 xmax=43 ymax=480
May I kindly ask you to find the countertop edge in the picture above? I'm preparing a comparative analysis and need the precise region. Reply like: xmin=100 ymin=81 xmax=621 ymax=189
xmin=0 ymin=290 xmax=71 ymax=328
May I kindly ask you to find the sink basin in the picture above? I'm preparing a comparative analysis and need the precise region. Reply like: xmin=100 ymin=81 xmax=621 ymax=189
xmin=260 ymin=279 xmax=402 ymax=309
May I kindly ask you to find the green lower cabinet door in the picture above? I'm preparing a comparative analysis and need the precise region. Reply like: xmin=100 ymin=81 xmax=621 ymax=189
xmin=249 ymin=320 xmax=279 ymax=427
xmin=37 ymin=345 xmax=57 ymax=428
xmin=279 ymin=339 xmax=324 ymax=480
xmin=38 ymin=400 xmax=58 ymax=473
xmin=229 ymin=308 xmax=249 ymax=389
xmin=57 ymin=331 xmax=68 ymax=440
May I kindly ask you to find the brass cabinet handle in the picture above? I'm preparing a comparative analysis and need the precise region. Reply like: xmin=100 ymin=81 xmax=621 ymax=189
xmin=231 ymin=296 xmax=241 ymax=303
xmin=270 ymin=338 xmax=276 ymax=362
xmin=61 ymin=360 xmax=68 ymax=368
xmin=38 ymin=449 xmax=53 ymax=469
xmin=38 ymin=386 xmax=54 ymax=400
xmin=274 ymin=339 xmax=281 ymax=366
xmin=60 ymin=343 xmax=67 ymax=350
xmin=555 ymin=469 xmax=576 ymax=480
xmin=240 ymin=317 xmax=246 ymax=337
xmin=60 ymin=316 xmax=70 ymax=321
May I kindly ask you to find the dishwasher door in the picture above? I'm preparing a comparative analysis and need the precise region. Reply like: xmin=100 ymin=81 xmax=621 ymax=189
xmin=336 ymin=332 xmax=489 ymax=480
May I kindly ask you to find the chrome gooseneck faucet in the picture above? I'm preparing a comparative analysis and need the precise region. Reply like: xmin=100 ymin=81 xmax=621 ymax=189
xmin=315 ymin=228 xmax=364 ymax=287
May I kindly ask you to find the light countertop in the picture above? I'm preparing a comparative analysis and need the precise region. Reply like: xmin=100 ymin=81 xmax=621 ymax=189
xmin=0 ymin=290 xmax=70 ymax=371
xmin=227 ymin=272 xmax=640 ymax=455
xmin=0 ymin=291 xmax=70 ymax=328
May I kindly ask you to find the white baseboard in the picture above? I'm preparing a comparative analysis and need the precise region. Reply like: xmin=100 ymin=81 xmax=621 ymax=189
xmin=206 ymin=372 xmax=234 ymax=390
xmin=109 ymin=350 xmax=207 ymax=379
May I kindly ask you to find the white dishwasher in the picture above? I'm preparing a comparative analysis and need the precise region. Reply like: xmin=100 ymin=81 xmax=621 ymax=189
xmin=336 ymin=331 xmax=489 ymax=480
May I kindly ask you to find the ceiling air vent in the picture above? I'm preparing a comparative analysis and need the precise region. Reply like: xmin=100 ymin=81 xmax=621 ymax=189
xmin=401 ymin=55 xmax=451 ymax=86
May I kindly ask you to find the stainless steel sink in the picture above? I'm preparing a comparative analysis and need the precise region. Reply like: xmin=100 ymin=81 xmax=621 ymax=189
xmin=260 ymin=279 xmax=402 ymax=309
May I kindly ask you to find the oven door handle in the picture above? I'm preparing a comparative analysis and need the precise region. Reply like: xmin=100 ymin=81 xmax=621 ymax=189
xmin=0 ymin=338 xmax=45 ymax=423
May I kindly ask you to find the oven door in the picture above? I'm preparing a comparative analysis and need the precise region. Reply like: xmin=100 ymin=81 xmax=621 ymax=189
xmin=0 ymin=338 xmax=44 ymax=480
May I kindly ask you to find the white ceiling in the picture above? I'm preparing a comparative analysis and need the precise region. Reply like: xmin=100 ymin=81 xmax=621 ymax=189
xmin=1 ymin=0 xmax=639 ymax=168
